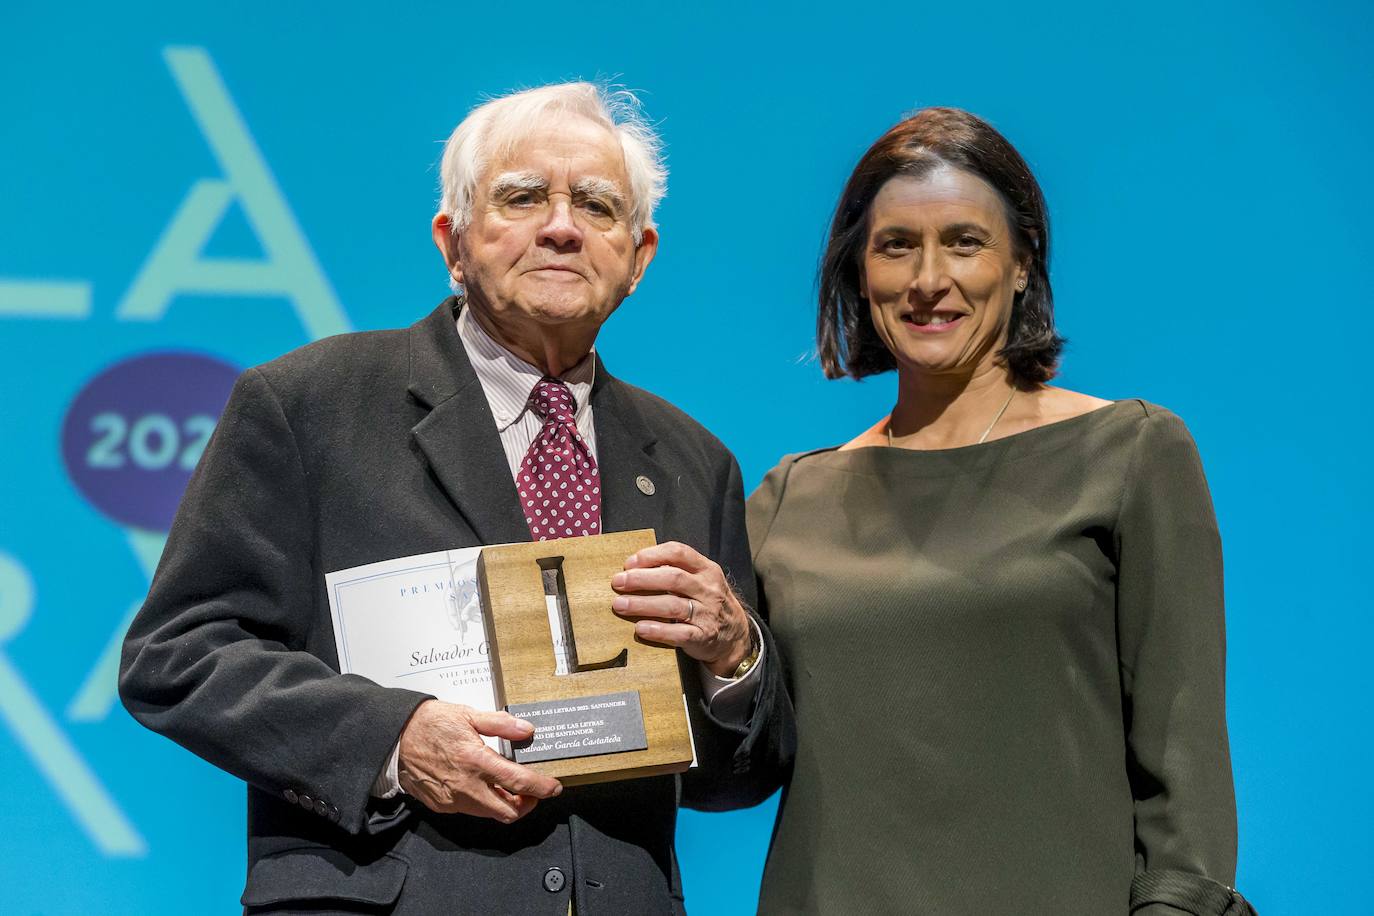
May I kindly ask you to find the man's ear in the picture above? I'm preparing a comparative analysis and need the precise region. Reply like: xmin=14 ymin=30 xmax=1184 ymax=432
xmin=624 ymin=225 xmax=659 ymax=297
xmin=432 ymin=213 xmax=463 ymax=285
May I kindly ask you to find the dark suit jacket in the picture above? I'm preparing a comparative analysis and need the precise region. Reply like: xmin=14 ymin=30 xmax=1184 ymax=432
xmin=119 ymin=298 xmax=792 ymax=915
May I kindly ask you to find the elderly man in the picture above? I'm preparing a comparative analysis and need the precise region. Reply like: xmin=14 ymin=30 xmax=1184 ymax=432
xmin=119 ymin=83 xmax=791 ymax=915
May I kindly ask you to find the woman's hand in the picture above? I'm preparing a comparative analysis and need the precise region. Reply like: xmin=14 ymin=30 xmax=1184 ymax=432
xmin=610 ymin=541 xmax=753 ymax=677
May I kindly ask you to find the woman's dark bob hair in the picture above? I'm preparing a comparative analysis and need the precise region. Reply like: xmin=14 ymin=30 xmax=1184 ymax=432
xmin=818 ymin=107 xmax=1064 ymax=385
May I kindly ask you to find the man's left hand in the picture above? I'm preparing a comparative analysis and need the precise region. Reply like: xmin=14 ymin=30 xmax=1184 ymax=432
xmin=610 ymin=541 xmax=752 ymax=678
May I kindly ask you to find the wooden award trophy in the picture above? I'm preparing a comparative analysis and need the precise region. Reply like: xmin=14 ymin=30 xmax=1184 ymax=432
xmin=476 ymin=529 xmax=694 ymax=786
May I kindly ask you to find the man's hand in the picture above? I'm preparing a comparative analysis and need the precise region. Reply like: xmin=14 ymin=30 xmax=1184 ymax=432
xmin=610 ymin=541 xmax=753 ymax=677
xmin=397 ymin=700 xmax=562 ymax=822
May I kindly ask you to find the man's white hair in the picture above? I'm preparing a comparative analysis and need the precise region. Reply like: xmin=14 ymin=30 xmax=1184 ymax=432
xmin=438 ymin=82 xmax=667 ymax=248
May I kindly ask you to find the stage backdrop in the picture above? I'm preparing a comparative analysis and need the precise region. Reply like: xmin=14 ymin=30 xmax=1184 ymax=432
xmin=2 ymin=2 xmax=1369 ymax=912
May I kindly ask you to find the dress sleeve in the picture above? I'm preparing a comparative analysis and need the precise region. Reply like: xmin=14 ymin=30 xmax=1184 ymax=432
xmin=118 ymin=368 xmax=431 ymax=835
xmin=745 ymin=456 xmax=794 ymax=567
xmin=1115 ymin=406 xmax=1238 ymax=890
xmin=680 ymin=452 xmax=796 ymax=811
xmin=684 ymin=457 xmax=799 ymax=806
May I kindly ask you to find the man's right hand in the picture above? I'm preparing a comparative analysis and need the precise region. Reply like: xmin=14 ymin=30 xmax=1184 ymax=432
xmin=397 ymin=699 xmax=562 ymax=823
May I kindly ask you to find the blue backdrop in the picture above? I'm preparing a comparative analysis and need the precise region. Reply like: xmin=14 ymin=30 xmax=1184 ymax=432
xmin=2 ymin=2 xmax=1370 ymax=912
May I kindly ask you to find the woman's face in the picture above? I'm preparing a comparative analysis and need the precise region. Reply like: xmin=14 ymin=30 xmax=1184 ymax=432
xmin=860 ymin=166 xmax=1028 ymax=379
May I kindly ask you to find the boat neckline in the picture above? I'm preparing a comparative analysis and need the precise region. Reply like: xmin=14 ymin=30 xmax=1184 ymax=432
xmin=824 ymin=398 xmax=1136 ymax=459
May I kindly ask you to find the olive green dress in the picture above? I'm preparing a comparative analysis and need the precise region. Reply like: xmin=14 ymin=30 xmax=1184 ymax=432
xmin=747 ymin=400 xmax=1237 ymax=915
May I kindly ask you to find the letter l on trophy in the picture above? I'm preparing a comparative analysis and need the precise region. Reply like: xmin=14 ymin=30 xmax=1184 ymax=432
xmin=476 ymin=529 xmax=695 ymax=785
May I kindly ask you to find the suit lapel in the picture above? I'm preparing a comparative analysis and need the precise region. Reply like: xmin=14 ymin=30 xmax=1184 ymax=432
xmin=407 ymin=301 xmax=667 ymax=545
xmin=407 ymin=299 xmax=530 ymax=546
xmin=590 ymin=358 xmax=669 ymax=541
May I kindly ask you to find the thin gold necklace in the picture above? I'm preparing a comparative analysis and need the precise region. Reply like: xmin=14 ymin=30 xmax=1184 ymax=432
xmin=887 ymin=388 xmax=1017 ymax=449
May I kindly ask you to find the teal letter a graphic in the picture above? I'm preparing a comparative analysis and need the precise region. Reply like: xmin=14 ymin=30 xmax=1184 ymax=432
xmin=117 ymin=46 xmax=349 ymax=342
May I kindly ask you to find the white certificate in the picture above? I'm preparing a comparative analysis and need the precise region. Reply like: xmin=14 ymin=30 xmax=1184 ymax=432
xmin=324 ymin=545 xmax=572 ymax=751
xmin=325 ymin=544 xmax=695 ymax=767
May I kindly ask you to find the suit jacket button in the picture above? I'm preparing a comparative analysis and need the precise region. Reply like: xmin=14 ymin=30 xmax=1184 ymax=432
xmin=542 ymin=867 xmax=566 ymax=893
xmin=314 ymin=798 xmax=329 ymax=817
xmin=283 ymin=789 xmax=298 ymax=805
xmin=635 ymin=475 xmax=655 ymax=496
xmin=329 ymin=805 xmax=340 ymax=822
xmin=297 ymin=794 xmax=314 ymax=811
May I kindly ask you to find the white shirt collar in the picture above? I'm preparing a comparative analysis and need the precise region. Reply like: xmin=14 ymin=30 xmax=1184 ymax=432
xmin=455 ymin=303 xmax=596 ymax=432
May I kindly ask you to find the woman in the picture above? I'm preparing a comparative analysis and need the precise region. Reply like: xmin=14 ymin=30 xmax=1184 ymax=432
xmin=747 ymin=109 xmax=1252 ymax=914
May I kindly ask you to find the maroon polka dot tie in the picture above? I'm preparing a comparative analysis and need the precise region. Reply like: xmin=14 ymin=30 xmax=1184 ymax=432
xmin=518 ymin=378 xmax=602 ymax=541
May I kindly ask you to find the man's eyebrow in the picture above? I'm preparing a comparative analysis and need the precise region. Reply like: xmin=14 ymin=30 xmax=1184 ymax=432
xmin=488 ymin=171 xmax=547 ymax=197
xmin=571 ymin=176 xmax=625 ymax=205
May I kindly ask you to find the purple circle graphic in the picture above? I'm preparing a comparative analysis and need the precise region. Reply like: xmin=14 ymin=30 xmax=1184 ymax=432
xmin=61 ymin=351 xmax=240 ymax=531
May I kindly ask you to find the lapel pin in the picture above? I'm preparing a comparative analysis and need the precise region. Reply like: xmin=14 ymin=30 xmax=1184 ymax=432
xmin=635 ymin=475 xmax=656 ymax=496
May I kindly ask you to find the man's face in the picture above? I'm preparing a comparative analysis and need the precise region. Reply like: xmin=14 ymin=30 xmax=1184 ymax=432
xmin=440 ymin=114 xmax=657 ymax=348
